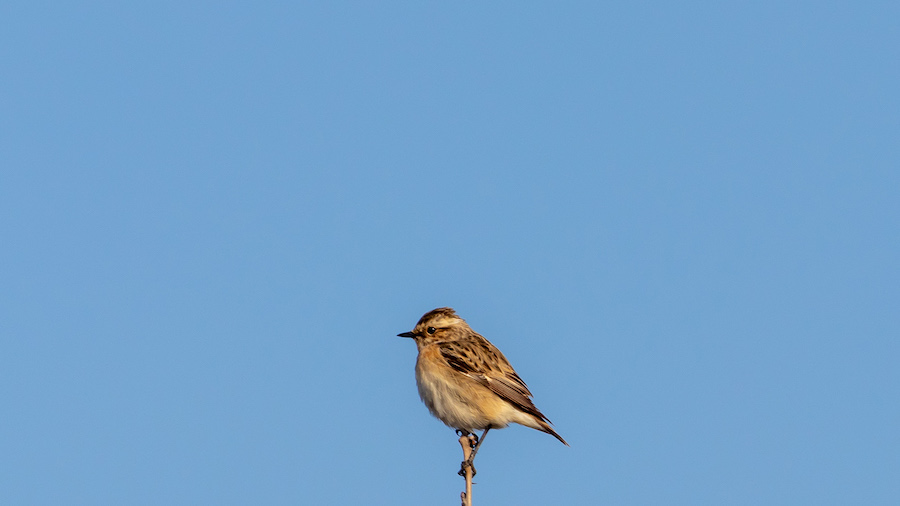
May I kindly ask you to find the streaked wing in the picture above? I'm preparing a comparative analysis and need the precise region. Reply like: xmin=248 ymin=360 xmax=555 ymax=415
xmin=439 ymin=336 xmax=550 ymax=422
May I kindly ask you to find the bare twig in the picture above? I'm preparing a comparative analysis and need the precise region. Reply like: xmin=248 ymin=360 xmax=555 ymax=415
xmin=458 ymin=433 xmax=475 ymax=506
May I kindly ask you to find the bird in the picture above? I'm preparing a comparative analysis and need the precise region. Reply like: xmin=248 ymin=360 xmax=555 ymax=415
xmin=398 ymin=307 xmax=568 ymax=459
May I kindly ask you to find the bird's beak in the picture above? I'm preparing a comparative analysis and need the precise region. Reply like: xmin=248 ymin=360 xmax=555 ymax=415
xmin=397 ymin=331 xmax=416 ymax=338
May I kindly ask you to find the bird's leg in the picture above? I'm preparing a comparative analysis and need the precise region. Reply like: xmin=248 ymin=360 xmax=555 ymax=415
xmin=467 ymin=427 xmax=490 ymax=464
xmin=456 ymin=429 xmax=480 ymax=477
xmin=457 ymin=426 xmax=490 ymax=477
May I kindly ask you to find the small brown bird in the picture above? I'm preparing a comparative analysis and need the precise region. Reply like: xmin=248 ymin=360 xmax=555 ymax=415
xmin=398 ymin=307 xmax=568 ymax=448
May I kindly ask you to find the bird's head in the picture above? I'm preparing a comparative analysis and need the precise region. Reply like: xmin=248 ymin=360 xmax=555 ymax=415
xmin=398 ymin=307 xmax=469 ymax=344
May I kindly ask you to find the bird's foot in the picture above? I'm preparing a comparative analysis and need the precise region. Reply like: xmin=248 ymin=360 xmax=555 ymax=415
xmin=455 ymin=430 xmax=479 ymax=451
xmin=458 ymin=459 xmax=477 ymax=477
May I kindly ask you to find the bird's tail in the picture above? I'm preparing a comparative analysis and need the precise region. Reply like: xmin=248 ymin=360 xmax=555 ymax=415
xmin=538 ymin=420 xmax=569 ymax=446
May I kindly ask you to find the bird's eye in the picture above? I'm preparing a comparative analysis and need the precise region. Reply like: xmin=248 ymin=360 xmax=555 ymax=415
xmin=427 ymin=327 xmax=437 ymax=335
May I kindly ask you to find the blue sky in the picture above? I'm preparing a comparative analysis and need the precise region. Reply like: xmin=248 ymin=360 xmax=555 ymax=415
xmin=2 ymin=2 xmax=898 ymax=504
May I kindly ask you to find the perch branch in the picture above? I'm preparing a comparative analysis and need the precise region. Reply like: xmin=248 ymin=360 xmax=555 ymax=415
xmin=458 ymin=432 xmax=475 ymax=506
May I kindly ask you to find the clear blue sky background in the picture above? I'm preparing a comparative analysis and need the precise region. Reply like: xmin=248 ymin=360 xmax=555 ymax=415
xmin=2 ymin=2 xmax=898 ymax=504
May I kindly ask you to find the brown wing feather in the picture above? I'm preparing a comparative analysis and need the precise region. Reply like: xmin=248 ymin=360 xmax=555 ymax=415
xmin=439 ymin=336 xmax=551 ymax=422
